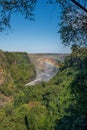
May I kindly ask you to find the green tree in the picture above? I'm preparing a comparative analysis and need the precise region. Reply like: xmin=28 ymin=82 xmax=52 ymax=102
xmin=0 ymin=0 xmax=87 ymax=47
xmin=71 ymin=0 xmax=87 ymax=12
xmin=58 ymin=0 xmax=87 ymax=46
xmin=71 ymin=44 xmax=79 ymax=52
xmin=0 ymin=0 xmax=37 ymax=31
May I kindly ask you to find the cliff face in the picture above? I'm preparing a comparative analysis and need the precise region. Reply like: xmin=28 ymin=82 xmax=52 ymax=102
xmin=29 ymin=54 xmax=69 ymax=70
xmin=29 ymin=53 xmax=68 ymax=73
xmin=26 ymin=53 xmax=68 ymax=85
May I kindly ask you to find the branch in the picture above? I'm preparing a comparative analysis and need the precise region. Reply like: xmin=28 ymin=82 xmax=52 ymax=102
xmin=71 ymin=0 xmax=87 ymax=13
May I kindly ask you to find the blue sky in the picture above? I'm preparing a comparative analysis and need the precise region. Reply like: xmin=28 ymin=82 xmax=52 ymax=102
xmin=0 ymin=0 xmax=70 ymax=53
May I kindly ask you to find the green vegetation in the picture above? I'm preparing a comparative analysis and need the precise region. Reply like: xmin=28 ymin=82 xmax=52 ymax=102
xmin=0 ymin=47 xmax=87 ymax=130
xmin=0 ymin=50 xmax=36 ymax=96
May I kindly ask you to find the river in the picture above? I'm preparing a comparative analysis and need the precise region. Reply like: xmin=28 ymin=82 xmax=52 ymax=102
xmin=25 ymin=56 xmax=59 ymax=86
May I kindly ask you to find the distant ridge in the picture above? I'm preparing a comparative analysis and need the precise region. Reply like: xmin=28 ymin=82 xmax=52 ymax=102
xmin=29 ymin=53 xmax=70 ymax=55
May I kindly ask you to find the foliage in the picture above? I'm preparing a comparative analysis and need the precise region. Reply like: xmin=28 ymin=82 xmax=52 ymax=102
xmin=0 ymin=0 xmax=37 ymax=31
xmin=0 ymin=0 xmax=87 ymax=47
xmin=0 ymin=47 xmax=87 ymax=129
xmin=0 ymin=0 xmax=87 ymax=129
xmin=59 ymin=0 xmax=87 ymax=46
xmin=0 ymin=50 xmax=36 ymax=96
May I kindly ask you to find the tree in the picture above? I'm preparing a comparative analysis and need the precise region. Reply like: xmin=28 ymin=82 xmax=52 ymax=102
xmin=71 ymin=0 xmax=87 ymax=13
xmin=0 ymin=0 xmax=87 ymax=47
xmin=58 ymin=0 xmax=87 ymax=46
xmin=0 ymin=0 xmax=37 ymax=31
xmin=71 ymin=44 xmax=79 ymax=52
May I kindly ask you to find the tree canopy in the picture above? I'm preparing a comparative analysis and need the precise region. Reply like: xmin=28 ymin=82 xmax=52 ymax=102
xmin=71 ymin=0 xmax=87 ymax=13
xmin=0 ymin=0 xmax=37 ymax=31
xmin=58 ymin=0 xmax=87 ymax=46
xmin=0 ymin=0 xmax=87 ymax=46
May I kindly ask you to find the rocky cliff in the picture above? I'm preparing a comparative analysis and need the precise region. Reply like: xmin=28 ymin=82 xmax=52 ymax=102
xmin=26 ymin=53 xmax=69 ymax=85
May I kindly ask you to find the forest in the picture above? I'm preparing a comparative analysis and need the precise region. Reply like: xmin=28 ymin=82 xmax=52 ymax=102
xmin=0 ymin=0 xmax=87 ymax=130
xmin=0 ymin=45 xmax=87 ymax=130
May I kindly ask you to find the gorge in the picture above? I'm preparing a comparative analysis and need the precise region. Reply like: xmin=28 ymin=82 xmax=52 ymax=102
xmin=26 ymin=53 xmax=68 ymax=85
xmin=0 ymin=49 xmax=87 ymax=130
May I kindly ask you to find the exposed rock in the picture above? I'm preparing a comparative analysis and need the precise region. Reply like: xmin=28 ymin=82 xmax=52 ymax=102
xmin=26 ymin=53 xmax=69 ymax=85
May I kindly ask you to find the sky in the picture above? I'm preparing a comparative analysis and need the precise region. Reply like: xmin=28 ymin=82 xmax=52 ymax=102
xmin=0 ymin=0 xmax=71 ymax=53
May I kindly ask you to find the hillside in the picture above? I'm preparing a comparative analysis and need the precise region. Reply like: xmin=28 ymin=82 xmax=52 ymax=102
xmin=0 ymin=48 xmax=87 ymax=130
xmin=0 ymin=50 xmax=36 ymax=106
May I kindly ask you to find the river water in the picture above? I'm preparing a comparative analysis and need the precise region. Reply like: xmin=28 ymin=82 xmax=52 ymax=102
xmin=25 ymin=60 xmax=58 ymax=86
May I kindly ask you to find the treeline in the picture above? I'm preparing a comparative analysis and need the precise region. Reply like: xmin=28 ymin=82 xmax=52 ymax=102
xmin=0 ymin=46 xmax=87 ymax=130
